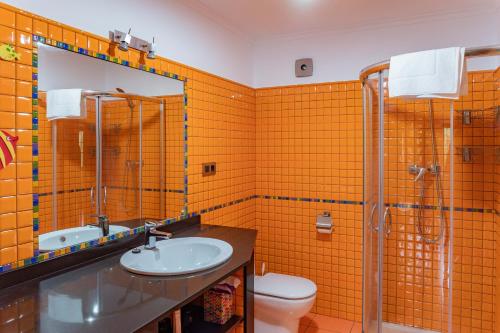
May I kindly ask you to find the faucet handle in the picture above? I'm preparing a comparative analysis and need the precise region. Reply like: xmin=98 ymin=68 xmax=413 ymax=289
xmin=98 ymin=215 xmax=109 ymax=223
xmin=89 ymin=214 xmax=109 ymax=220
xmin=144 ymin=220 xmax=158 ymax=230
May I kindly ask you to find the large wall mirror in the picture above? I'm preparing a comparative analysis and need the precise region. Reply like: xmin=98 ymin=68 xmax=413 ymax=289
xmin=35 ymin=42 xmax=186 ymax=253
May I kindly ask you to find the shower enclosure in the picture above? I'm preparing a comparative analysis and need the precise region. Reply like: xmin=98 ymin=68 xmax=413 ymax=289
xmin=361 ymin=46 xmax=499 ymax=333
xmin=50 ymin=91 xmax=165 ymax=230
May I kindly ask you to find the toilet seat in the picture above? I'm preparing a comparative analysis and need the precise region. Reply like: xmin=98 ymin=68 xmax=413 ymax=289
xmin=254 ymin=273 xmax=317 ymax=300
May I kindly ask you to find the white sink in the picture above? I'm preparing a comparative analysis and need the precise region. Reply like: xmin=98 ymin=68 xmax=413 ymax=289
xmin=120 ymin=237 xmax=233 ymax=276
xmin=39 ymin=225 xmax=130 ymax=252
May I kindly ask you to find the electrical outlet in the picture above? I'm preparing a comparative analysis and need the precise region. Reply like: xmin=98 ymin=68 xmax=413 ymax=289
xmin=202 ymin=162 xmax=216 ymax=176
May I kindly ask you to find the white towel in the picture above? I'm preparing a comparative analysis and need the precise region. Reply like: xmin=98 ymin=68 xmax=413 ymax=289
xmin=388 ymin=47 xmax=468 ymax=100
xmin=46 ymin=89 xmax=86 ymax=120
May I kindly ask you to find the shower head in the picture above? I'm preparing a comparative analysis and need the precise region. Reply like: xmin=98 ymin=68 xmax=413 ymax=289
xmin=115 ymin=88 xmax=135 ymax=109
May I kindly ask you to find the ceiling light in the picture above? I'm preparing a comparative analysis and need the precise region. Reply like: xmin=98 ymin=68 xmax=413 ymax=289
xmin=291 ymin=0 xmax=317 ymax=8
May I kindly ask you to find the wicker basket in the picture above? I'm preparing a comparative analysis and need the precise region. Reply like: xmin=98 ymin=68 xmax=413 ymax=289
xmin=203 ymin=289 xmax=235 ymax=325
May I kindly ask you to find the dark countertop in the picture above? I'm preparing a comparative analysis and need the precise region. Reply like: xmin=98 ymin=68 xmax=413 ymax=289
xmin=0 ymin=224 xmax=256 ymax=333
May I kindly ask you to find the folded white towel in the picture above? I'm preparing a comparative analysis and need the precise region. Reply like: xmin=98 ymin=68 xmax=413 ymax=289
xmin=47 ymin=89 xmax=86 ymax=120
xmin=388 ymin=47 xmax=467 ymax=100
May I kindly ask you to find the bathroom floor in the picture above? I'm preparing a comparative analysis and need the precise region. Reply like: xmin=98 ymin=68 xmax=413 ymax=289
xmin=299 ymin=314 xmax=362 ymax=333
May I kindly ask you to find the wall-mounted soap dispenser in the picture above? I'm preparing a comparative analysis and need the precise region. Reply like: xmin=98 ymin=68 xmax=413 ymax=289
xmin=316 ymin=211 xmax=333 ymax=234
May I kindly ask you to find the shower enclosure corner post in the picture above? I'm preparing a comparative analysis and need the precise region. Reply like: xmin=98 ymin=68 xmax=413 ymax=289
xmin=138 ymin=100 xmax=143 ymax=222
xmin=361 ymin=70 xmax=385 ymax=333
xmin=159 ymin=101 xmax=165 ymax=219
xmin=95 ymin=96 xmax=103 ymax=220
xmin=376 ymin=71 xmax=385 ymax=333
xmin=447 ymin=101 xmax=455 ymax=333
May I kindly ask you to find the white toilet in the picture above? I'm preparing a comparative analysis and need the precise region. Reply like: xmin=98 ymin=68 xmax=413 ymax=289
xmin=254 ymin=273 xmax=317 ymax=333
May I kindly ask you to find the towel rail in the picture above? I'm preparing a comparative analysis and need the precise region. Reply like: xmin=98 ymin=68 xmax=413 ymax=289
xmin=81 ymin=91 xmax=164 ymax=103
xmin=359 ymin=45 xmax=500 ymax=82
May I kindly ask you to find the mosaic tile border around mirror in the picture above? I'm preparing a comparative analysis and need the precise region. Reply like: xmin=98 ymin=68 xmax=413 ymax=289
xmin=0 ymin=34 xmax=189 ymax=273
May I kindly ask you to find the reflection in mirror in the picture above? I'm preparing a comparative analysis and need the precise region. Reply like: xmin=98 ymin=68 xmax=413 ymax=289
xmin=36 ymin=43 xmax=185 ymax=252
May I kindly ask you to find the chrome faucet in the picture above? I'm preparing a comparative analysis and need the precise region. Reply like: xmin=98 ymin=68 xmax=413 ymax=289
xmin=144 ymin=221 xmax=172 ymax=250
xmin=89 ymin=215 xmax=110 ymax=237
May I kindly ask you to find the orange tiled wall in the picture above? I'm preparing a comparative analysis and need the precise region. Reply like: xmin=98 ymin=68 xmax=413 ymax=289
xmin=255 ymin=82 xmax=364 ymax=321
xmin=494 ymin=67 xmax=500 ymax=333
xmin=450 ymin=71 xmax=497 ymax=332
xmin=255 ymin=72 xmax=498 ymax=331
xmin=0 ymin=2 xmax=256 ymax=267
xmin=0 ymin=6 xmax=36 ymax=265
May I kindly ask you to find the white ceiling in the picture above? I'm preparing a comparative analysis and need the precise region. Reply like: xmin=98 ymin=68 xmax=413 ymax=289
xmin=184 ymin=0 xmax=496 ymax=41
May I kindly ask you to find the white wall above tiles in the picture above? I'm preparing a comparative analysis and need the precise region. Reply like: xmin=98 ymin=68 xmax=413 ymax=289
xmin=3 ymin=0 xmax=255 ymax=86
xmin=5 ymin=0 xmax=498 ymax=88
xmin=252 ymin=10 xmax=499 ymax=87
xmin=38 ymin=43 xmax=183 ymax=96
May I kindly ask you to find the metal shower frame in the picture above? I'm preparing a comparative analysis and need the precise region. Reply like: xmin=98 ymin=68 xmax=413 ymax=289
xmin=51 ymin=91 xmax=165 ymax=229
xmin=360 ymin=45 xmax=500 ymax=333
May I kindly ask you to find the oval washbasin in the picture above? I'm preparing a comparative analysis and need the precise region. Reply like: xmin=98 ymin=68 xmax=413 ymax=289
xmin=39 ymin=225 xmax=130 ymax=252
xmin=120 ymin=237 xmax=233 ymax=276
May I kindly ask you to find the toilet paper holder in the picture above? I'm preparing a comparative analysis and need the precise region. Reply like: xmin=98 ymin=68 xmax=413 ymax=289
xmin=316 ymin=211 xmax=333 ymax=234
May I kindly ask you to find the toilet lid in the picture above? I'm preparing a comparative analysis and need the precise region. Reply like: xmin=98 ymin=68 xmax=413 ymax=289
xmin=254 ymin=273 xmax=317 ymax=300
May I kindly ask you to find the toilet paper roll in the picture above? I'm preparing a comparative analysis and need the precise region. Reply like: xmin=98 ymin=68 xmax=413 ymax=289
xmin=316 ymin=227 xmax=332 ymax=234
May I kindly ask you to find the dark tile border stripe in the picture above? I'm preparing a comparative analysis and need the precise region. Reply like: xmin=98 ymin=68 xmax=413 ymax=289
xmin=1 ymin=191 xmax=494 ymax=274
xmin=257 ymin=195 xmax=495 ymax=214
xmin=38 ymin=187 xmax=184 ymax=197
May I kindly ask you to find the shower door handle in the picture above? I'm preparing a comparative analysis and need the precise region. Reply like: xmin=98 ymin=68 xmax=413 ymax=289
xmin=103 ymin=186 xmax=107 ymax=207
xmin=368 ymin=203 xmax=379 ymax=232
xmin=90 ymin=186 xmax=95 ymax=207
xmin=383 ymin=207 xmax=392 ymax=238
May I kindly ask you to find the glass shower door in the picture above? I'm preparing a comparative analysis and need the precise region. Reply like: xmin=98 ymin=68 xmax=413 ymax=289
xmin=48 ymin=95 xmax=97 ymax=232
xmin=100 ymin=96 xmax=143 ymax=226
xmin=89 ymin=95 xmax=165 ymax=229
xmin=363 ymin=72 xmax=384 ymax=333
xmin=363 ymin=68 xmax=452 ymax=333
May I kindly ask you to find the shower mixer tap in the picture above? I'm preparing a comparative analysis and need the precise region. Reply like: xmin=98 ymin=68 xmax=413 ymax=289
xmin=409 ymin=164 xmax=440 ymax=181
xmin=408 ymin=165 xmax=428 ymax=181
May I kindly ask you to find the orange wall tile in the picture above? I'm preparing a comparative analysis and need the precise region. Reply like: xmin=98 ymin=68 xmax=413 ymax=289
xmin=256 ymin=82 xmax=364 ymax=321
xmin=494 ymin=67 xmax=500 ymax=333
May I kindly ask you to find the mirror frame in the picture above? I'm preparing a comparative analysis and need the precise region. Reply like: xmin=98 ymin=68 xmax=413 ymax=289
xmin=0 ymin=34 xmax=189 ymax=273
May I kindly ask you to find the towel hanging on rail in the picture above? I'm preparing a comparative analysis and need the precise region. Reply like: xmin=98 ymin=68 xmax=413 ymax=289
xmin=388 ymin=47 xmax=467 ymax=100
xmin=47 ymin=89 xmax=87 ymax=120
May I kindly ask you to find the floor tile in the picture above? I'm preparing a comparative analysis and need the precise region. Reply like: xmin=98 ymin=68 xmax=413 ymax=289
xmin=351 ymin=322 xmax=362 ymax=333
xmin=299 ymin=324 xmax=310 ymax=333
xmin=306 ymin=327 xmax=337 ymax=333
xmin=309 ymin=314 xmax=354 ymax=333
xmin=300 ymin=314 xmax=315 ymax=327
